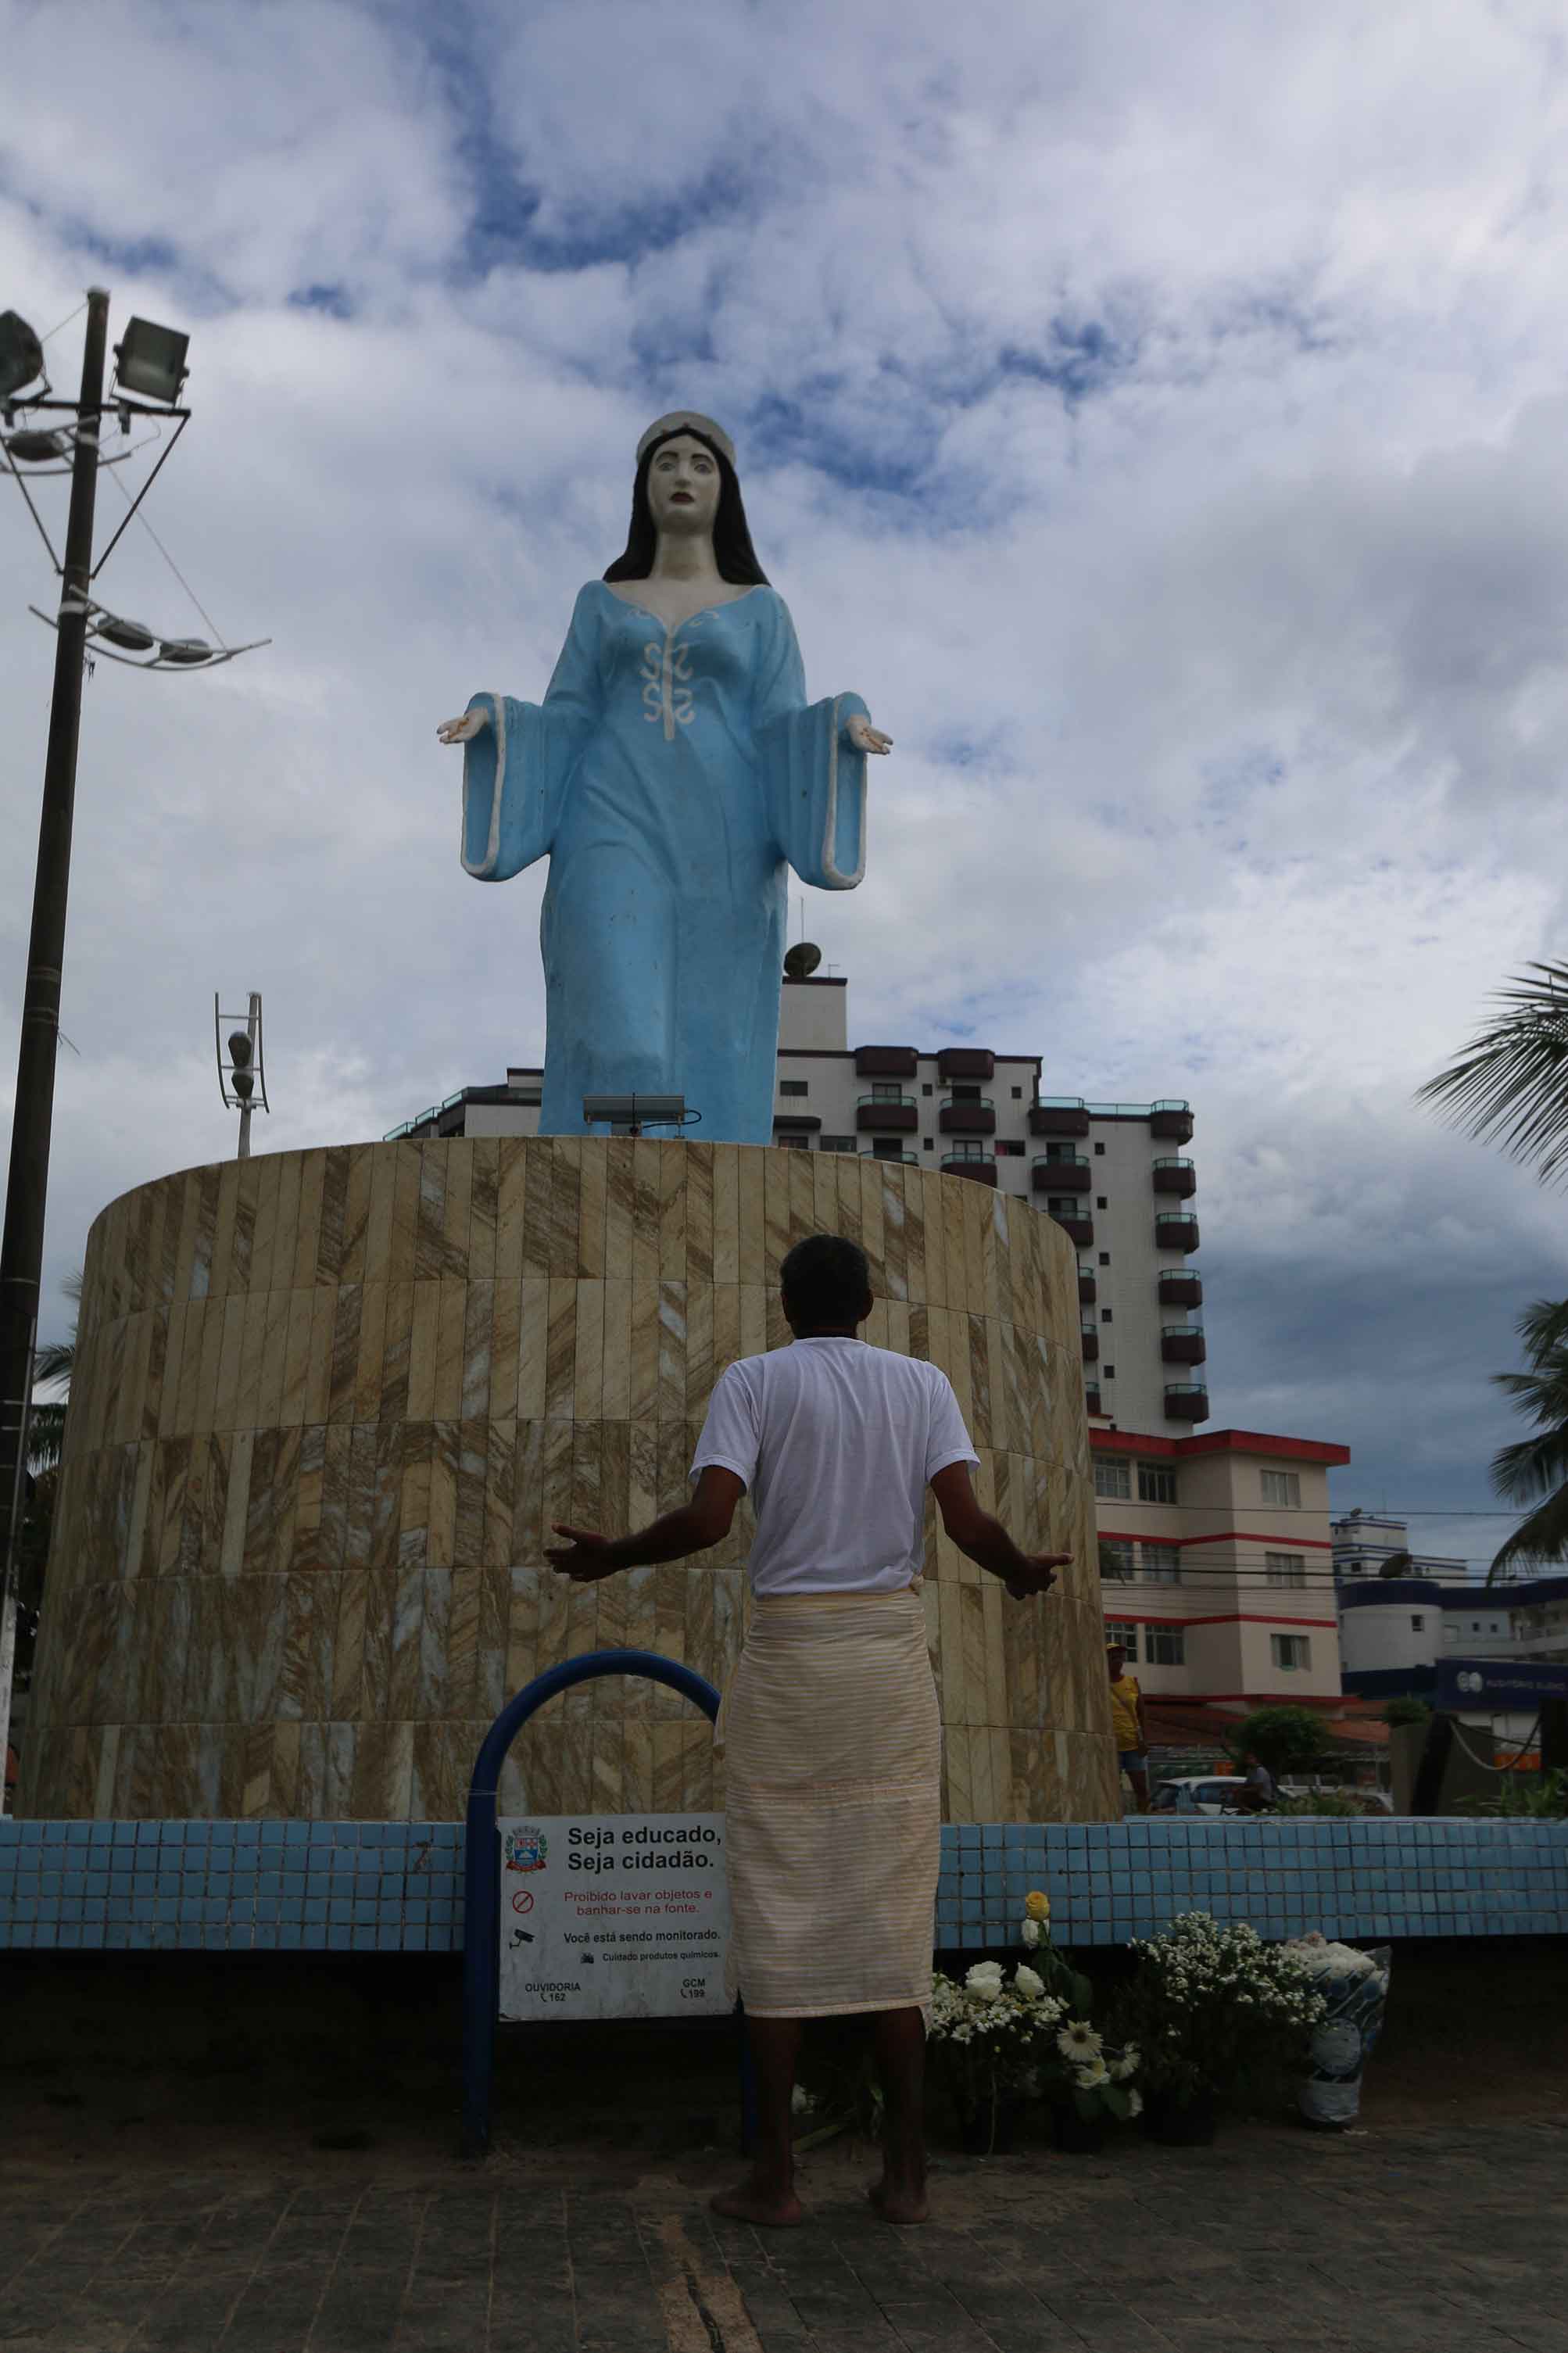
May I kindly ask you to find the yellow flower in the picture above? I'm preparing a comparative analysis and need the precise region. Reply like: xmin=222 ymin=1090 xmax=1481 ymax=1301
xmin=1024 ymin=1890 xmax=1051 ymax=1922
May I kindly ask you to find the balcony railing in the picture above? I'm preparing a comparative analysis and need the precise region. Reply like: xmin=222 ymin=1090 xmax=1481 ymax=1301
xmin=1152 ymin=1156 xmax=1197 ymax=1197
xmin=861 ymin=1148 xmax=918 ymax=1164
xmin=1155 ymin=1209 xmax=1200 ymax=1252
xmin=1161 ymin=1325 xmax=1208 ymax=1365
xmin=1164 ymin=1383 xmax=1209 ymax=1421
xmin=1078 ymin=1263 xmax=1097 ymax=1304
xmin=1084 ymin=1381 xmax=1103 ymax=1414
xmin=940 ymin=1095 xmax=996 ymax=1135
xmin=1045 ymin=1204 xmax=1094 ymax=1244
xmin=941 ymin=1151 xmax=998 ymax=1185
xmin=937 ymin=1047 xmax=995 ymax=1080
xmin=1158 ymin=1267 xmax=1203 ymax=1306
xmin=1150 ymin=1099 xmax=1195 ymax=1142
xmin=1029 ymin=1097 xmax=1090 ymax=1138
xmin=1081 ymin=1329 xmax=1099 ymax=1363
xmin=1032 ymin=1153 xmax=1090 ymax=1193
xmin=857 ymin=1094 xmax=919 ymax=1133
xmin=854 ymin=1044 xmax=918 ymax=1078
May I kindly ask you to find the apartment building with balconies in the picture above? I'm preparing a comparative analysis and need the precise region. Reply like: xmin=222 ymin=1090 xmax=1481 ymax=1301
xmin=1093 ymin=1425 xmax=1350 ymax=1708
xmin=383 ymin=969 xmax=1208 ymax=1431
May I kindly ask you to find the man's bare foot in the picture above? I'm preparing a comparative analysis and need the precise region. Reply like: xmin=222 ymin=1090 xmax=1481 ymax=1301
xmin=711 ymin=2177 xmax=804 ymax=2228
xmin=866 ymin=2175 xmax=929 ymax=2226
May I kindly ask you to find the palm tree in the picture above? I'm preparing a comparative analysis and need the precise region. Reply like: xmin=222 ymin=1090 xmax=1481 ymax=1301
xmin=1418 ymin=961 xmax=1568 ymax=1184
xmin=26 ymin=1269 xmax=81 ymax=1475
xmin=1487 ymin=1298 xmax=1568 ymax=1582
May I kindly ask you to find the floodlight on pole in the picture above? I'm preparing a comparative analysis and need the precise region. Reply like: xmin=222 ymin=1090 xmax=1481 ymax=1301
xmin=581 ymin=1092 xmax=697 ymax=1137
xmin=112 ymin=317 xmax=189 ymax=406
xmin=216 ymin=992 xmax=270 ymax=1159
xmin=0 ymin=309 xmax=45 ymax=403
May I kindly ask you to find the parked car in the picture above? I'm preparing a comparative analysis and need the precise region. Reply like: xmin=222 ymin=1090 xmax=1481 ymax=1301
xmin=1148 ymin=1775 xmax=1251 ymax=1815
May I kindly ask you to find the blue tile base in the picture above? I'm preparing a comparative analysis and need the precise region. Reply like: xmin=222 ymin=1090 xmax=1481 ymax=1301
xmin=1 ymin=1815 xmax=1564 ymax=1953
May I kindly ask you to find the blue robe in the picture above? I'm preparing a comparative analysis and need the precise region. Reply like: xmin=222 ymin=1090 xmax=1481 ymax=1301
xmin=460 ymin=581 xmax=868 ymax=1144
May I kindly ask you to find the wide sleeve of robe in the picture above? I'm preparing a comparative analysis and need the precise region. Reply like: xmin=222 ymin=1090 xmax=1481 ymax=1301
xmin=460 ymin=584 xmax=603 ymax=881
xmin=752 ymin=591 xmax=870 ymax=890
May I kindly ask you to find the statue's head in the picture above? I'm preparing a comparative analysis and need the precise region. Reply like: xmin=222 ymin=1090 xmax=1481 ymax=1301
xmin=604 ymin=412 xmax=768 ymax=586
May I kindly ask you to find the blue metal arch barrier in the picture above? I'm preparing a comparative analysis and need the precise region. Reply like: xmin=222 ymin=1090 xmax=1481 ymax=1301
xmin=461 ymin=1648 xmax=722 ymax=2158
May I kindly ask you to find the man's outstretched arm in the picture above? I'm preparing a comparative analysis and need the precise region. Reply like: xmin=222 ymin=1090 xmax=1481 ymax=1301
xmin=545 ymin=1467 xmax=746 ymax=1583
xmin=929 ymin=1463 xmax=1070 ymax=1599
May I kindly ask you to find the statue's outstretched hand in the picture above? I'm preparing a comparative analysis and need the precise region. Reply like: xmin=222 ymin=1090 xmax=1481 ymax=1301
xmin=847 ymin=713 xmax=893 ymax=757
xmin=437 ymin=708 xmax=489 ymax=746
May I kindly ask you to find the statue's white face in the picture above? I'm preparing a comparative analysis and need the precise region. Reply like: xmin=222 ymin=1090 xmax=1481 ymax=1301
xmin=647 ymin=435 xmax=721 ymax=538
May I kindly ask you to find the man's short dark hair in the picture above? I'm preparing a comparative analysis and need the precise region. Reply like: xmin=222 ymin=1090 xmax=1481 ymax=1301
xmin=779 ymin=1234 xmax=872 ymax=1327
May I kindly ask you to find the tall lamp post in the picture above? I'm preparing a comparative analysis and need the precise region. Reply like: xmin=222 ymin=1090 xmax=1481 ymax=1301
xmin=0 ymin=289 xmax=226 ymax=1795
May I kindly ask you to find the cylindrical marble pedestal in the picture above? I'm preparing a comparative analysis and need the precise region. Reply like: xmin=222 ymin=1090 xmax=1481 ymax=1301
xmin=22 ymin=1138 xmax=1119 ymax=1822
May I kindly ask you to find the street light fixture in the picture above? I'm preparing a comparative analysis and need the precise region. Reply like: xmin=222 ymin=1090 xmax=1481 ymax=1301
xmin=112 ymin=316 xmax=189 ymax=406
xmin=0 ymin=289 xmax=267 ymax=1797
xmin=0 ymin=309 xmax=44 ymax=402
xmin=216 ymin=994 xmax=270 ymax=1160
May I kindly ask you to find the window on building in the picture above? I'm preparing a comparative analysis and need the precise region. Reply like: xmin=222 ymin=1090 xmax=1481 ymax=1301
xmin=1271 ymin=1633 xmax=1310 ymax=1672
xmin=1102 ymin=1363 xmax=1115 ymax=1378
xmin=779 ymin=1079 xmax=809 ymax=1097
xmin=1262 ymin=1470 xmax=1302 ymax=1509
xmin=997 ymin=1140 xmax=1024 ymax=1156
xmin=1104 ymin=1619 xmax=1139 ymax=1662
xmin=922 ymin=1083 xmax=933 ymax=1096
xmin=1045 ymin=1142 xmax=1078 ymax=1161
xmin=1101 ymin=1541 xmax=1136 ymax=1581
xmin=1011 ymin=1086 xmax=1022 ymax=1099
xmin=1265 ymin=1553 xmax=1306 ymax=1588
xmin=1138 ymin=1463 xmax=1178 ymax=1505
xmin=871 ymin=1081 xmax=902 ymax=1101
xmin=818 ymin=1135 xmax=855 ymax=1154
xmin=1098 ymin=1251 xmax=1111 ymax=1266
xmin=1142 ymin=1544 xmax=1181 ymax=1584
xmin=1094 ymin=1141 xmax=1106 ymax=1155
xmin=1094 ymin=1458 xmax=1131 ymax=1500
xmin=777 ymin=1132 xmax=809 ymax=1150
xmin=1101 ymin=1308 xmax=1113 ymax=1323
xmin=1096 ymin=1194 xmax=1108 ymax=1209
xmin=950 ymin=1140 xmax=986 ymax=1161
xmin=922 ymin=1137 xmax=934 ymax=1149
xmin=1147 ymin=1625 xmax=1187 ymax=1666
xmin=1410 ymin=1615 xmax=1425 ymax=1632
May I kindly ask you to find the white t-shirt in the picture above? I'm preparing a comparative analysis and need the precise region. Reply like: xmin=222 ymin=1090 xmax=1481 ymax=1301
xmin=689 ymin=1337 xmax=979 ymax=1596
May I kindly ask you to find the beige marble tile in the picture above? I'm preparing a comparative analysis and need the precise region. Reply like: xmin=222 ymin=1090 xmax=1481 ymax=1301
xmin=468 ymin=1136 xmax=498 ymax=1281
xmin=577 ymin=1134 xmax=607 ymax=1277
xmin=517 ymin=1277 xmax=548 ymax=1419
xmin=550 ymin=1139 xmax=581 ymax=1279
xmin=434 ymin=1278 xmax=466 ymax=1421
xmin=496 ymin=1136 xmax=528 ymax=1279
xmin=574 ymin=1277 xmax=605 ymax=1423
xmin=658 ymin=1143 xmax=687 ymax=1281
xmin=406 ymin=1280 xmax=440 ymax=1421
xmin=601 ymin=1278 xmax=632 ymax=1421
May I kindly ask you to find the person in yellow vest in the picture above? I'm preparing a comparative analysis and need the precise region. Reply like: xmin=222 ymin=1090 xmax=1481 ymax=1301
xmin=1107 ymin=1643 xmax=1150 ymax=1811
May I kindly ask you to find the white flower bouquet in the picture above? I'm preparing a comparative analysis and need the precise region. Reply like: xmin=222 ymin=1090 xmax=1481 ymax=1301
xmin=1281 ymin=1934 xmax=1392 ymax=2129
xmin=1112 ymin=1911 xmax=1327 ymax=2109
xmin=928 ymin=1959 xmax=1067 ymax=2150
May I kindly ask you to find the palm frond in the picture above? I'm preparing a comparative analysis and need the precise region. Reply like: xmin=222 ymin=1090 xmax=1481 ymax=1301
xmin=1489 ymin=1427 xmax=1568 ymax=1503
xmin=1417 ymin=961 xmax=1568 ymax=1184
xmin=31 ymin=1339 xmax=73 ymax=1388
xmin=26 ymin=1399 xmax=66 ymax=1474
xmin=1516 ymin=1298 xmax=1568 ymax=1363
xmin=1490 ymin=1483 xmax=1568 ymax=1578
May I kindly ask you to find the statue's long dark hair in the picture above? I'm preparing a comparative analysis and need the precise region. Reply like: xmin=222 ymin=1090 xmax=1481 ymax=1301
xmin=603 ymin=427 xmax=768 ymax=586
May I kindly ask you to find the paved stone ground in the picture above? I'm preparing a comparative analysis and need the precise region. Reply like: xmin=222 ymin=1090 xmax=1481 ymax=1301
xmin=5 ymin=2115 xmax=1568 ymax=2353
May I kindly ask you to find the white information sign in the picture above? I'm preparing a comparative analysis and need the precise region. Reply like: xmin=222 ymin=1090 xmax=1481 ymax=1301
xmin=496 ymin=1814 xmax=731 ymax=2022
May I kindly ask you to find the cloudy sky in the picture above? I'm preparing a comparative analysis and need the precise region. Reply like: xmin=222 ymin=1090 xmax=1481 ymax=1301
xmin=3 ymin=0 xmax=1567 ymax=1575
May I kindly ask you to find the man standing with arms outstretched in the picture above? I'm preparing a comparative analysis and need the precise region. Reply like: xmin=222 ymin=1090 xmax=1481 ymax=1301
xmin=548 ymin=1234 xmax=1068 ymax=2228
